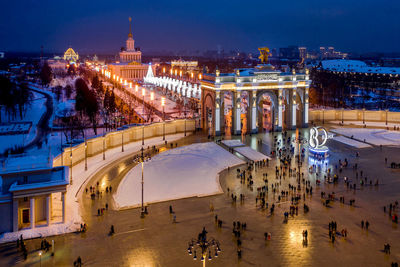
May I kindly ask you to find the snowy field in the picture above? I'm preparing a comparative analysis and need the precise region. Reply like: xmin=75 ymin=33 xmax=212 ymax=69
xmin=330 ymin=120 xmax=400 ymax=128
xmin=0 ymin=133 xmax=188 ymax=243
xmin=331 ymin=135 xmax=371 ymax=148
xmin=221 ymin=139 xmax=245 ymax=147
xmin=113 ymin=142 xmax=244 ymax=209
xmin=234 ymin=146 xmax=270 ymax=161
xmin=330 ymin=128 xmax=400 ymax=146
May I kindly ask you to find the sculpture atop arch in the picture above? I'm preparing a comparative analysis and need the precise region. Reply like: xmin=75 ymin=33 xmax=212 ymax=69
xmin=258 ymin=47 xmax=270 ymax=64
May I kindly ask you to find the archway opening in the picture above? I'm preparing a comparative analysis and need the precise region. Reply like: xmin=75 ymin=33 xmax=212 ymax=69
xmin=258 ymin=94 xmax=274 ymax=132
xmin=240 ymin=91 xmax=249 ymax=134
xmin=296 ymin=92 xmax=304 ymax=128
xmin=203 ymin=93 xmax=214 ymax=136
xmin=222 ymin=91 xmax=233 ymax=136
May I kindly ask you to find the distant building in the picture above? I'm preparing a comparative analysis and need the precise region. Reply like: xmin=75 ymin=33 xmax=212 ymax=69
xmin=299 ymin=47 xmax=307 ymax=61
xmin=64 ymin=47 xmax=79 ymax=62
xmin=319 ymin=46 xmax=348 ymax=59
xmin=171 ymin=60 xmax=198 ymax=71
xmin=108 ymin=17 xmax=154 ymax=81
xmin=0 ymin=163 xmax=68 ymax=233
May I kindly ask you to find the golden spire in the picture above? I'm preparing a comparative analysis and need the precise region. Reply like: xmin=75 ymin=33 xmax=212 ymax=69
xmin=128 ymin=17 xmax=133 ymax=38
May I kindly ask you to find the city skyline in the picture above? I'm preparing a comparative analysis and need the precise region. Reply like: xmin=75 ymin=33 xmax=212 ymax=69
xmin=1 ymin=0 xmax=400 ymax=54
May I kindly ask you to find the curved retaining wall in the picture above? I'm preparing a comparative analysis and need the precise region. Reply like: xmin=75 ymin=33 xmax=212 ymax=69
xmin=53 ymin=119 xmax=196 ymax=167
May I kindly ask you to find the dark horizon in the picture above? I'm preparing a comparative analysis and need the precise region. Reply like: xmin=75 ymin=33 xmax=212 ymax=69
xmin=2 ymin=0 xmax=400 ymax=55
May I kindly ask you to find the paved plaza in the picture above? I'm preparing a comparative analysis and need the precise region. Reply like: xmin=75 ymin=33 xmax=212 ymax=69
xmin=0 ymin=125 xmax=399 ymax=266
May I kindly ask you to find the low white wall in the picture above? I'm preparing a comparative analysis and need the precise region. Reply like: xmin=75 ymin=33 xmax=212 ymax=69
xmin=53 ymin=119 xmax=195 ymax=167
xmin=309 ymin=109 xmax=400 ymax=124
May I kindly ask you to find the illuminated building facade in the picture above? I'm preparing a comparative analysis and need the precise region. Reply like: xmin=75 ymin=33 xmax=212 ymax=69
xmin=63 ymin=48 xmax=79 ymax=62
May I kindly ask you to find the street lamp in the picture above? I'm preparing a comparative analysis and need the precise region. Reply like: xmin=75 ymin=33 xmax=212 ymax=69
xmin=142 ymin=88 xmax=146 ymax=120
xmin=103 ymin=134 xmax=106 ymax=160
xmin=363 ymin=108 xmax=365 ymax=124
xmin=39 ymin=251 xmax=42 ymax=267
xmin=121 ymin=131 xmax=124 ymax=152
xmin=386 ymin=109 xmax=388 ymax=126
xmin=188 ymin=228 xmax=221 ymax=267
xmin=162 ymin=97 xmax=165 ymax=140
xmin=135 ymin=147 xmax=150 ymax=218
xmin=70 ymin=145 xmax=73 ymax=185
xmin=84 ymin=138 xmax=87 ymax=171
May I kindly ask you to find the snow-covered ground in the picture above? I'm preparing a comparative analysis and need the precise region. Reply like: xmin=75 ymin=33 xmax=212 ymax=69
xmin=330 ymin=120 xmax=400 ymax=128
xmin=0 ymin=133 xmax=188 ymax=243
xmin=331 ymin=135 xmax=371 ymax=148
xmin=113 ymin=142 xmax=245 ymax=209
xmin=234 ymin=146 xmax=270 ymax=161
xmin=330 ymin=127 xmax=400 ymax=146
xmin=222 ymin=139 xmax=246 ymax=147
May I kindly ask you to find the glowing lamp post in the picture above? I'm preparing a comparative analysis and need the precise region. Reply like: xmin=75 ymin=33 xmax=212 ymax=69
xmin=129 ymin=82 xmax=132 ymax=89
xmin=39 ymin=251 xmax=42 ymax=267
xmin=187 ymin=229 xmax=221 ymax=267
xmin=84 ymin=138 xmax=87 ymax=171
xmin=162 ymin=97 xmax=166 ymax=140
xmin=135 ymin=84 xmax=139 ymax=93
xmin=142 ymin=88 xmax=145 ymax=145
xmin=135 ymin=148 xmax=150 ymax=218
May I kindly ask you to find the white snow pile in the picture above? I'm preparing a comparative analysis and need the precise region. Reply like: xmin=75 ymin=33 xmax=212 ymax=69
xmin=332 ymin=135 xmax=371 ymax=148
xmin=222 ymin=139 xmax=245 ymax=148
xmin=113 ymin=142 xmax=244 ymax=209
xmin=234 ymin=146 xmax=270 ymax=161
xmin=330 ymin=128 xmax=400 ymax=146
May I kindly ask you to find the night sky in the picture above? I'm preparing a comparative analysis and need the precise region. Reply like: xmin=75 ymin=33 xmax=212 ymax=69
xmin=1 ymin=0 xmax=399 ymax=54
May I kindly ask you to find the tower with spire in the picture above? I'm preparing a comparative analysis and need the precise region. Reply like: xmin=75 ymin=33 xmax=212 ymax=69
xmin=119 ymin=17 xmax=141 ymax=63
xmin=126 ymin=17 xmax=135 ymax=51
xmin=108 ymin=17 xmax=153 ymax=82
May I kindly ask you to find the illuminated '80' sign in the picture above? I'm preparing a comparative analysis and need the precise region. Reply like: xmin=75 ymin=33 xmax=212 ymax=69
xmin=309 ymin=126 xmax=329 ymax=149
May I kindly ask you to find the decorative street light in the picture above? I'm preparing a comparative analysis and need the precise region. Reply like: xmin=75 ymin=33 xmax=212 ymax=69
xmin=187 ymin=228 xmax=221 ymax=267
xmin=363 ymin=108 xmax=365 ymax=124
xmin=386 ymin=109 xmax=388 ymax=126
xmin=142 ymin=88 xmax=146 ymax=146
xmin=84 ymin=137 xmax=87 ymax=171
xmin=70 ymin=144 xmax=73 ymax=185
xmin=162 ymin=97 xmax=165 ymax=140
xmin=39 ymin=250 xmax=42 ymax=267
xmin=103 ymin=134 xmax=106 ymax=160
xmin=121 ymin=130 xmax=124 ymax=152
xmin=134 ymin=147 xmax=150 ymax=218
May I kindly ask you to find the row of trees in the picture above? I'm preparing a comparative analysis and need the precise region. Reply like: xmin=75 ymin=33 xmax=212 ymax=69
xmin=0 ymin=76 xmax=32 ymax=123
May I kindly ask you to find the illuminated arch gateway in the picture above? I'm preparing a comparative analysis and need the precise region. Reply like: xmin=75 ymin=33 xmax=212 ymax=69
xmin=200 ymin=47 xmax=311 ymax=135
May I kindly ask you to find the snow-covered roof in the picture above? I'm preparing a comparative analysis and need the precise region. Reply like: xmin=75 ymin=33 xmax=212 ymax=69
xmin=321 ymin=59 xmax=400 ymax=75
